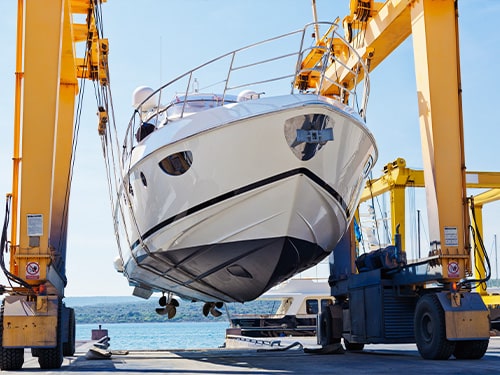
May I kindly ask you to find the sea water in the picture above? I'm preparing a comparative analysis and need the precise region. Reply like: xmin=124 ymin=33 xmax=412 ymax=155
xmin=76 ymin=321 xmax=229 ymax=350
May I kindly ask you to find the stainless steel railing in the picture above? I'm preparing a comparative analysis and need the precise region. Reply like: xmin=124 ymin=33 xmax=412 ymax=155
xmin=122 ymin=21 xmax=370 ymax=162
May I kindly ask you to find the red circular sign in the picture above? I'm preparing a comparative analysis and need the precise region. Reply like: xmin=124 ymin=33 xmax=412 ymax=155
xmin=26 ymin=262 xmax=40 ymax=275
xmin=448 ymin=261 xmax=459 ymax=276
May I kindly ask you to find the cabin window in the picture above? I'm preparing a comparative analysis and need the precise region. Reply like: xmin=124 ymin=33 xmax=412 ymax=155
xmin=321 ymin=298 xmax=333 ymax=312
xmin=276 ymin=298 xmax=293 ymax=315
xmin=166 ymin=96 xmax=237 ymax=119
xmin=158 ymin=151 xmax=193 ymax=176
xmin=140 ymin=172 xmax=147 ymax=187
xmin=305 ymin=299 xmax=319 ymax=314
xmin=167 ymin=100 xmax=215 ymax=117
xmin=135 ymin=122 xmax=156 ymax=142
xmin=363 ymin=155 xmax=374 ymax=178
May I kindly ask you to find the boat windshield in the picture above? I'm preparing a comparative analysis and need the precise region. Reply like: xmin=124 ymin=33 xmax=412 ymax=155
xmin=167 ymin=94 xmax=238 ymax=119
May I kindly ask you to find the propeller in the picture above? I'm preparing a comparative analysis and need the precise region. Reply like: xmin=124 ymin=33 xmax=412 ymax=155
xmin=155 ymin=307 xmax=168 ymax=315
xmin=156 ymin=293 xmax=179 ymax=319
xmin=202 ymin=302 xmax=224 ymax=317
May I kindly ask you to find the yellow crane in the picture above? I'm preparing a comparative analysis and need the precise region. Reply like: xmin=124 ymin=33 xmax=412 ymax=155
xmin=301 ymin=0 xmax=491 ymax=360
xmin=1 ymin=0 xmax=494 ymax=368
xmin=1 ymin=0 xmax=108 ymax=370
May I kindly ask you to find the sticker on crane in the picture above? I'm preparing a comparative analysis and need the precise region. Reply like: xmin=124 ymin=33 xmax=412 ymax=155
xmin=27 ymin=214 xmax=43 ymax=236
xmin=444 ymin=227 xmax=458 ymax=247
xmin=448 ymin=261 xmax=460 ymax=278
xmin=26 ymin=262 xmax=40 ymax=280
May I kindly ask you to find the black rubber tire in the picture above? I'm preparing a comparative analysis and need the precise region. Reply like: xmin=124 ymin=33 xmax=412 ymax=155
xmin=0 ymin=302 xmax=24 ymax=370
xmin=63 ymin=308 xmax=76 ymax=356
xmin=318 ymin=310 xmax=333 ymax=346
xmin=414 ymin=294 xmax=455 ymax=360
xmin=344 ymin=339 xmax=364 ymax=351
xmin=0 ymin=348 xmax=24 ymax=371
xmin=453 ymin=340 xmax=489 ymax=359
xmin=38 ymin=300 xmax=63 ymax=369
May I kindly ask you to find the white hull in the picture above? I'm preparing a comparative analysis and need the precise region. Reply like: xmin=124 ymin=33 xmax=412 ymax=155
xmin=106 ymin=21 xmax=378 ymax=304
xmin=117 ymin=95 xmax=376 ymax=302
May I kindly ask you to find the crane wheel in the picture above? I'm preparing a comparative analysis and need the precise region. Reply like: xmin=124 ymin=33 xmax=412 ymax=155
xmin=0 ymin=302 xmax=24 ymax=370
xmin=318 ymin=310 xmax=333 ymax=346
xmin=63 ymin=307 xmax=76 ymax=356
xmin=453 ymin=340 xmax=489 ymax=359
xmin=38 ymin=300 xmax=63 ymax=369
xmin=343 ymin=339 xmax=364 ymax=351
xmin=0 ymin=348 xmax=24 ymax=371
xmin=414 ymin=294 xmax=455 ymax=360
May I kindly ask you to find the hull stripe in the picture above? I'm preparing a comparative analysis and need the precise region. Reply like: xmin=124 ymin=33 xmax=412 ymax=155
xmin=131 ymin=167 xmax=348 ymax=251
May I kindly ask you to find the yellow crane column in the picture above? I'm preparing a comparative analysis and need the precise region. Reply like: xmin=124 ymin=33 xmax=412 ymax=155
xmin=410 ymin=0 xmax=469 ymax=280
xmin=2 ymin=0 xmax=107 ymax=370
xmin=4 ymin=0 xmax=76 ymax=357
xmin=12 ymin=0 xmax=77 ymax=293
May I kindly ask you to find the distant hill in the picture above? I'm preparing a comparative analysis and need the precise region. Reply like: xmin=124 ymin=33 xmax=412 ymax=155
xmin=65 ymin=296 xmax=277 ymax=324
xmin=65 ymin=296 xmax=140 ymax=307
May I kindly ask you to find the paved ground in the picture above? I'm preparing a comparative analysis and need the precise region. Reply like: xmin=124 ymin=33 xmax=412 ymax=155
xmin=5 ymin=337 xmax=500 ymax=374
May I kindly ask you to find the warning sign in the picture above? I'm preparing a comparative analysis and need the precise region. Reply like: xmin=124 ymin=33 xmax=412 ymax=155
xmin=448 ymin=261 xmax=459 ymax=278
xmin=27 ymin=214 xmax=43 ymax=237
xmin=26 ymin=262 xmax=40 ymax=280
xmin=444 ymin=227 xmax=458 ymax=247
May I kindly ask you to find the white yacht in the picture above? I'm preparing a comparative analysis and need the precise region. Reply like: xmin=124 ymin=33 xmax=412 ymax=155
xmin=226 ymin=278 xmax=334 ymax=340
xmin=107 ymin=21 xmax=377 ymax=312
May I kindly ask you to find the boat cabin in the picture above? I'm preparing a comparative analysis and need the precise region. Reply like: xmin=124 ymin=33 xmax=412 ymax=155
xmin=228 ymin=279 xmax=334 ymax=338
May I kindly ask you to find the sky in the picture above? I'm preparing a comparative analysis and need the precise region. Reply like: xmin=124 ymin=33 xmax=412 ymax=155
xmin=0 ymin=0 xmax=499 ymax=297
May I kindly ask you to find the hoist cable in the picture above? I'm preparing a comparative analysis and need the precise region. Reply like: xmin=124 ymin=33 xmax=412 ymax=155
xmin=0 ymin=195 xmax=33 ymax=292
xmin=459 ymin=197 xmax=491 ymax=290
xmin=54 ymin=3 xmax=97 ymax=279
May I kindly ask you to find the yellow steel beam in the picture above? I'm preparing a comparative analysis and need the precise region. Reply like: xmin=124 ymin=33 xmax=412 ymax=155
xmin=361 ymin=158 xmax=421 ymax=251
xmin=390 ymin=185 xmax=406 ymax=251
xmin=480 ymin=294 xmax=500 ymax=307
xmin=470 ymin=204 xmax=488 ymax=295
xmin=412 ymin=0 xmax=467 ymax=281
xmin=465 ymin=172 xmax=500 ymax=189
xmin=360 ymin=158 xmax=425 ymax=203
xmin=16 ymin=0 xmax=66 ymax=286
xmin=474 ymin=189 xmax=500 ymax=207
xmin=361 ymin=160 xmax=500 ymax=204
xmin=321 ymin=0 xmax=413 ymax=94
xmin=11 ymin=0 xmax=106 ymax=292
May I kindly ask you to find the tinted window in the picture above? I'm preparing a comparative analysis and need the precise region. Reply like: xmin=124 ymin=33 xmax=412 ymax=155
xmin=321 ymin=299 xmax=333 ymax=312
xmin=158 ymin=151 xmax=193 ymax=176
xmin=306 ymin=299 xmax=319 ymax=314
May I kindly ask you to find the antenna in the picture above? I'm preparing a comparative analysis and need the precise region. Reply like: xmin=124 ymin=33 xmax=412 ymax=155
xmin=311 ymin=0 xmax=320 ymax=43
xmin=159 ymin=36 xmax=163 ymax=85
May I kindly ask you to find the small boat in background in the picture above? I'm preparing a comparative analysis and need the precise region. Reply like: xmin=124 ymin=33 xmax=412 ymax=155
xmin=106 ymin=21 xmax=377 ymax=315
xmin=226 ymin=278 xmax=333 ymax=342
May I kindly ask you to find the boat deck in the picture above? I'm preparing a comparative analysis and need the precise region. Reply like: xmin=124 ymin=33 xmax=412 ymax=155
xmin=7 ymin=337 xmax=500 ymax=374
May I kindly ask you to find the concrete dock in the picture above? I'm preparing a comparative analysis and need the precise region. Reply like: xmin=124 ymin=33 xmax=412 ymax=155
xmin=4 ymin=337 xmax=500 ymax=374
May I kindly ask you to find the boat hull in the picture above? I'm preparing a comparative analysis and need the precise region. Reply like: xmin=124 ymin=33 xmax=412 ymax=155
xmin=133 ymin=236 xmax=325 ymax=302
xmin=117 ymin=94 xmax=376 ymax=302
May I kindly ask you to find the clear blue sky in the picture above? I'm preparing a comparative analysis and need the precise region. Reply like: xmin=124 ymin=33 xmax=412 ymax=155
xmin=1 ymin=1 xmax=499 ymax=296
